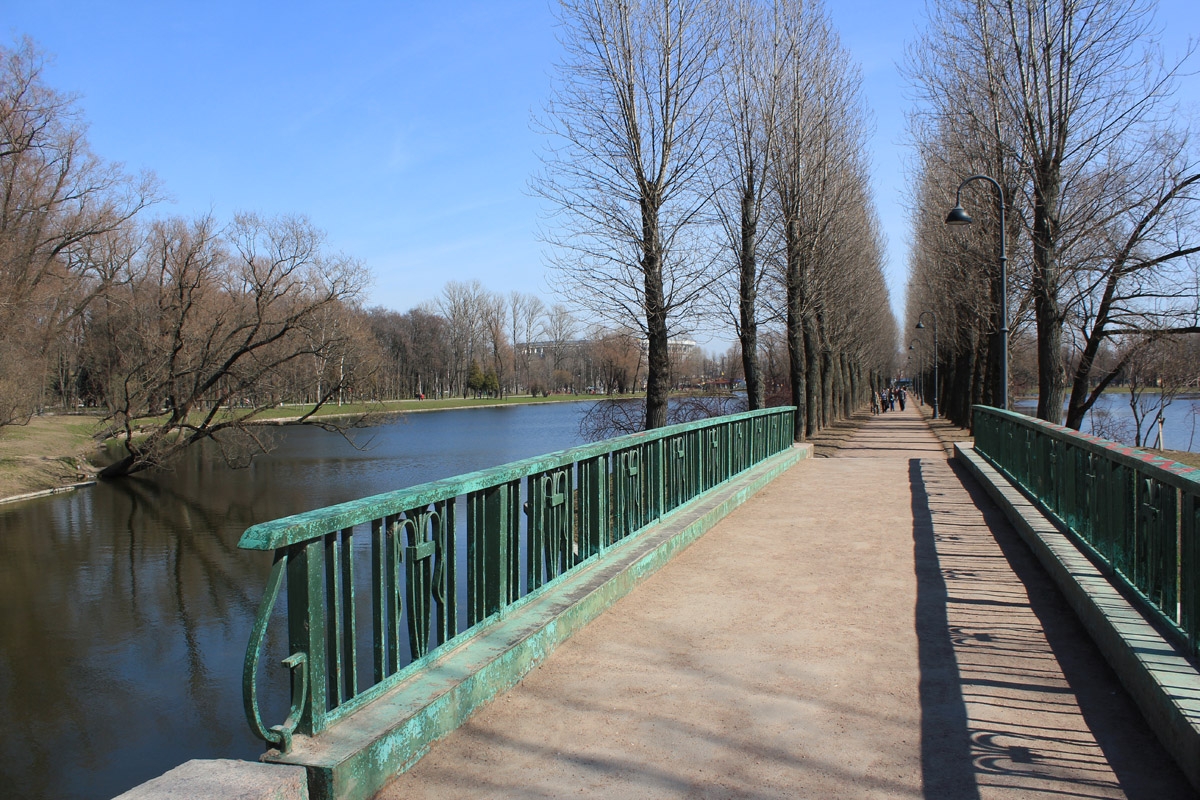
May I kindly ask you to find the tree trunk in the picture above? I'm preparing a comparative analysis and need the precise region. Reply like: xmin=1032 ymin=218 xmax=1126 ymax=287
xmin=642 ymin=198 xmax=669 ymax=430
xmin=1033 ymin=174 xmax=1065 ymax=423
xmin=803 ymin=316 xmax=821 ymax=437
xmin=821 ymin=347 xmax=836 ymax=423
xmin=739 ymin=189 xmax=764 ymax=411
xmin=785 ymin=221 xmax=806 ymax=441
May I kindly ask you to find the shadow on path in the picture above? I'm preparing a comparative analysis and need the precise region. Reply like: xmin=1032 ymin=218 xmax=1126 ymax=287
xmin=947 ymin=458 xmax=1194 ymax=799
xmin=911 ymin=458 xmax=981 ymax=800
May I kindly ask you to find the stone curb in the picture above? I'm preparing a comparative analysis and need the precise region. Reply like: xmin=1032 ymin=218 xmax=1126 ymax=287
xmin=112 ymin=759 xmax=308 ymax=800
xmin=956 ymin=441 xmax=1200 ymax=792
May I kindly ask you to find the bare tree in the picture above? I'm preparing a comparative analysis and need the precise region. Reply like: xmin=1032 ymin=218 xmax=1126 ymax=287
xmin=89 ymin=213 xmax=368 ymax=478
xmin=537 ymin=0 xmax=723 ymax=429
xmin=769 ymin=0 xmax=888 ymax=437
xmin=480 ymin=291 xmax=512 ymax=398
xmin=540 ymin=303 xmax=579 ymax=372
xmin=438 ymin=279 xmax=487 ymax=397
xmin=589 ymin=324 xmax=644 ymax=394
xmin=1061 ymin=137 xmax=1200 ymax=427
xmin=907 ymin=0 xmax=1197 ymax=423
xmin=709 ymin=0 xmax=785 ymax=411
xmin=0 ymin=38 xmax=156 ymax=426
xmin=508 ymin=290 xmax=545 ymax=393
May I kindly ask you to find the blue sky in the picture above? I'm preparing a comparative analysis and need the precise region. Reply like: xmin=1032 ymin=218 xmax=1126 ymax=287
xmin=4 ymin=1 xmax=1197 ymax=349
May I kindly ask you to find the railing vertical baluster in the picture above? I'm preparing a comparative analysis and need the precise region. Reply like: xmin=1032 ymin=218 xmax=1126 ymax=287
xmin=387 ymin=514 xmax=402 ymax=675
xmin=371 ymin=518 xmax=387 ymax=682
xmin=434 ymin=501 xmax=456 ymax=647
xmin=468 ymin=481 xmax=519 ymax=625
xmin=565 ymin=468 xmax=577 ymax=568
xmin=527 ymin=473 xmax=546 ymax=591
xmin=287 ymin=538 xmax=327 ymax=734
xmin=612 ymin=451 xmax=626 ymax=542
xmin=655 ymin=438 xmax=665 ymax=522
xmin=340 ymin=527 xmax=357 ymax=700
xmin=325 ymin=531 xmax=343 ymax=707
xmin=579 ymin=454 xmax=607 ymax=559
xmin=1183 ymin=492 xmax=1199 ymax=654
xmin=1120 ymin=464 xmax=1136 ymax=578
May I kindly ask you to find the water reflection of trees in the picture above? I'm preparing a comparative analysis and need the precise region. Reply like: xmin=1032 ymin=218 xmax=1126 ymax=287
xmin=0 ymin=409 xmax=589 ymax=798
xmin=579 ymin=395 xmax=749 ymax=441
xmin=0 ymin=454 xmax=285 ymax=798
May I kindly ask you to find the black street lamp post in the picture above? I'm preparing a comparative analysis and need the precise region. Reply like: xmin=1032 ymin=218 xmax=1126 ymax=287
xmin=916 ymin=310 xmax=938 ymax=419
xmin=945 ymin=174 xmax=1008 ymax=410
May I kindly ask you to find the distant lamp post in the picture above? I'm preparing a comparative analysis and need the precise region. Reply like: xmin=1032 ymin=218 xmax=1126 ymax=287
xmin=908 ymin=341 xmax=924 ymax=406
xmin=915 ymin=310 xmax=938 ymax=419
xmin=945 ymin=174 xmax=1008 ymax=410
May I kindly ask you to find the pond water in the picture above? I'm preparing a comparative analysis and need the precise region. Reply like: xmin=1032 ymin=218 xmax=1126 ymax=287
xmin=1011 ymin=392 xmax=1200 ymax=453
xmin=0 ymin=403 xmax=591 ymax=800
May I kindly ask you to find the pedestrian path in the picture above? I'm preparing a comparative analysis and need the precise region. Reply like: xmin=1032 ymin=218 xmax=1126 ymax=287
xmin=373 ymin=405 xmax=1194 ymax=799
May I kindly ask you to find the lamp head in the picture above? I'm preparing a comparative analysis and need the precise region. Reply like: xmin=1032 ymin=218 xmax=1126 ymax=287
xmin=945 ymin=205 xmax=973 ymax=226
xmin=915 ymin=321 xmax=925 ymax=330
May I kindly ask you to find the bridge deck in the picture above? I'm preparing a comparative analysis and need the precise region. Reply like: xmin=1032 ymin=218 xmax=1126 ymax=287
xmin=374 ymin=405 xmax=1194 ymax=799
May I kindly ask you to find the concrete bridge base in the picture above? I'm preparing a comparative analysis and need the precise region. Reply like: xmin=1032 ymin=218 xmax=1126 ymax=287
xmin=111 ymin=759 xmax=308 ymax=800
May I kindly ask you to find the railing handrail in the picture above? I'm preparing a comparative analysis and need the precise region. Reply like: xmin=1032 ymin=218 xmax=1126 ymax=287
xmin=974 ymin=405 xmax=1200 ymax=490
xmin=238 ymin=406 xmax=791 ymax=551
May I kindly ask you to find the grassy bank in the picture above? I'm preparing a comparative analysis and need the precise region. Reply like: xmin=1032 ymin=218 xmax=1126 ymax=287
xmin=0 ymin=416 xmax=105 ymax=500
xmin=0 ymin=394 xmax=614 ymax=501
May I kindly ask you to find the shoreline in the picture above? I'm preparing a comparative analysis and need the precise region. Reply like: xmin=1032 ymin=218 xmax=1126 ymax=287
xmin=0 ymin=395 xmax=619 ymax=505
xmin=5 ymin=396 xmax=1197 ymax=505
xmin=0 ymin=480 xmax=98 ymax=506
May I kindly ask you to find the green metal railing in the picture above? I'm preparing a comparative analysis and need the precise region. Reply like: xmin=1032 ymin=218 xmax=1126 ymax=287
xmin=973 ymin=405 xmax=1200 ymax=658
xmin=239 ymin=406 xmax=795 ymax=751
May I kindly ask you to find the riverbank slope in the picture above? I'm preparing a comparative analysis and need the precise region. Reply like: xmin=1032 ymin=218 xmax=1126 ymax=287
xmin=0 ymin=415 xmax=102 ymax=500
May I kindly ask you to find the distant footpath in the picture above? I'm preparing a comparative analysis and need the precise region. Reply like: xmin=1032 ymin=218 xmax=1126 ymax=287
xmin=0 ymin=393 xmax=613 ymax=502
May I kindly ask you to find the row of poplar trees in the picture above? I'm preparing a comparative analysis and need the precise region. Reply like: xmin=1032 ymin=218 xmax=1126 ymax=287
xmin=905 ymin=0 xmax=1199 ymax=428
xmin=537 ymin=0 xmax=898 ymax=441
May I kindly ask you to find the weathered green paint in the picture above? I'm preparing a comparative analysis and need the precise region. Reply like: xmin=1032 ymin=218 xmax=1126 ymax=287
xmin=973 ymin=405 xmax=1200 ymax=658
xmin=239 ymin=407 xmax=792 ymax=551
xmin=265 ymin=443 xmax=807 ymax=800
xmin=240 ymin=407 xmax=795 ymax=764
